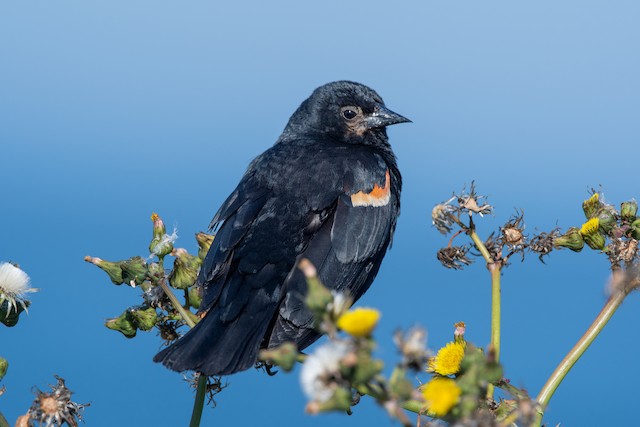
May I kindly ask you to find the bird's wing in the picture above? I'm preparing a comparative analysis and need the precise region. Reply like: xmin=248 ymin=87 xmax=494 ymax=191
xmin=267 ymin=158 xmax=399 ymax=349
xmin=154 ymin=171 xmax=290 ymax=375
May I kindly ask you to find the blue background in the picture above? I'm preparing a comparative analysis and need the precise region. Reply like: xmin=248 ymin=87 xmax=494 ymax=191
xmin=1 ymin=1 xmax=639 ymax=426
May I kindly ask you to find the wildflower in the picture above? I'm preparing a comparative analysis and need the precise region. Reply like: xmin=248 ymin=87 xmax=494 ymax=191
xmin=581 ymin=218 xmax=605 ymax=250
xmin=28 ymin=376 xmax=89 ymax=427
xmin=437 ymin=246 xmax=473 ymax=270
xmin=300 ymin=340 xmax=351 ymax=403
xmin=149 ymin=213 xmax=178 ymax=260
xmin=553 ymin=227 xmax=584 ymax=252
xmin=421 ymin=377 xmax=461 ymax=417
xmin=0 ymin=262 xmax=36 ymax=315
xmin=394 ymin=327 xmax=430 ymax=370
xmin=432 ymin=196 xmax=458 ymax=234
xmin=454 ymin=322 xmax=466 ymax=341
xmin=428 ymin=341 xmax=465 ymax=376
xmin=582 ymin=192 xmax=601 ymax=219
xmin=336 ymin=307 xmax=380 ymax=338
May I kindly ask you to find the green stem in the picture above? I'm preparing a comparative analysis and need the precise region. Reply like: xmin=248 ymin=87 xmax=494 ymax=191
xmin=533 ymin=290 xmax=627 ymax=427
xmin=0 ymin=412 xmax=10 ymax=427
xmin=156 ymin=258 xmax=202 ymax=425
xmin=468 ymin=229 xmax=502 ymax=400
xmin=159 ymin=279 xmax=196 ymax=328
xmin=189 ymin=374 xmax=208 ymax=427
xmin=487 ymin=265 xmax=502 ymax=400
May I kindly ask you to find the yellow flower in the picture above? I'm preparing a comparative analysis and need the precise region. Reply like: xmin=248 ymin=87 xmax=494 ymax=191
xmin=580 ymin=217 xmax=600 ymax=236
xmin=336 ymin=307 xmax=380 ymax=337
xmin=421 ymin=377 xmax=461 ymax=417
xmin=427 ymin=341 xmax=465 ymax=376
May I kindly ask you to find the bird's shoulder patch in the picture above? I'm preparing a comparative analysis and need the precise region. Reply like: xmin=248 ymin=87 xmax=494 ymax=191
xmin=350 ymin=169 xmax=391 ymax=207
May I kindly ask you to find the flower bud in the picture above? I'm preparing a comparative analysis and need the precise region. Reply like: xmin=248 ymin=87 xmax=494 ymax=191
xmin=553 ymin=227 xmax=584 ymax=252
xmin=621 ymin=200 xmax=638 ymax=223
xmin=120 ymin=256 xmax=148 ymax=287
xmin=299 ymin=259 xmax=333 ymax=315
xmin=350 ymin=354 xmax=384 ymax=385
xmin=389 ymin=368 xmax=414 ymax=401
xmin=149 ymin=213 xmax=174 ymax=260
xmin=105 ymin=310 xmax=137 ymax=338
xmin=582 ymin=193 xmax=601 ymax=219
xmin=84 ymin=256 xmax=124 ymax=285
xmin=188 ymin=286 xmax=202 ymax=309
xmin=259 ymin=342 xmax=299 ymax=372
xmin=631 ymin=219 xmax=640 ymax=240
xmin=146 ymin=262 xmax=164 ymax=284
xmin=168 ymin=248 xmax=200 ymax=290
xmin=0 ymin=356 xmax=8 ymax=380
xmin=307 ymin=387 xmax=352 ymax=414
xmin=130 ymin=306 xmax=158 ymax=331
xmin=595 ymin=208 xmax=617 ymax=235
xmin=196 ymin=232 xmax=215 ymax=260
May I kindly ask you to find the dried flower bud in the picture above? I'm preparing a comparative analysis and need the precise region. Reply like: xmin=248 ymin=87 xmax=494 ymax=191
xmin=553 ymin=227 xmax=584 ymax=252
xmin=120 ymin=256 xmax=148 ymax=287
xmin=432 ymin=197 xmax=457 ymax=235
xmin=130 ymin=306 xmax=158 ymax=331
xmin=582 ymin=193 xmax=601 ymax=219
xmin=437 ymin=246 xmax=473 ymax=270
xmin=621 ymin=201 xmax=638 ymax=223
xmin=259 ymin=342 xmax=299 ymax=372
xmin=454 ymin=321 xmax=466 ymax=342
xmin=196 ymin=232 xmax=215 ymax=260
xmin=84 ymin=256 xmax=124 ymax=285
xmin=168 ymin=248 xmax=200 ymax=290
xmin=394 ymin=327 xmax=429 ymax=370
xmin=105 ymin=310 xmax=137 ymax=338
xmin=0 ymin=357 xmax=7 ymax=380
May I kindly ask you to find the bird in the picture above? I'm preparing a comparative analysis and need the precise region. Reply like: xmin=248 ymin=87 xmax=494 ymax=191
xmin=154 ymin=81 xmax=410 ymax=375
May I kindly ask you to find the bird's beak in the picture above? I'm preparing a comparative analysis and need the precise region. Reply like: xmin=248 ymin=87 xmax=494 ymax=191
xmin=365 ymin=105 xmax=411 ymax=129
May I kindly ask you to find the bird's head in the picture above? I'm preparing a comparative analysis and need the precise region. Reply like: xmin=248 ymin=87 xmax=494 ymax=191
xmin=280 ymin=81 xmax=410 ymax=147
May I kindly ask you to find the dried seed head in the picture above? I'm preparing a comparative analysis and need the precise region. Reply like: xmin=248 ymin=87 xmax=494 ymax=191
xmin=432 ymin=196 xmax=458 ymax=235
xmin=529 ymin=229 xmax=560 ymax=262
xmin=437 ymin=246 xmax=473 ymax=270
xmin=457 ymin=182 xmax=492 ymax=217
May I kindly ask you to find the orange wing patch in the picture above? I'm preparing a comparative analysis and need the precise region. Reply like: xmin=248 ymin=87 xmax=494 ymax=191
xmin=350 ymin=170 xmax=391 ymax=207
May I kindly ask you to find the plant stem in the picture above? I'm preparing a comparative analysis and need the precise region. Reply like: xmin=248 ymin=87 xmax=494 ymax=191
xmin=159 ymin=279 xmax=196 ymax=328
xmin=189 ymin=374 xmax=208 ymax=427
xmin=532 ymin=290 xmax=627 ymax=427
xmin=486 ymin=264 xmax=502 ymax=400
xmin=0 ymin=412 xmax=9 ymax=427
xmin=468 ymin=228 xmax=502 ymax=400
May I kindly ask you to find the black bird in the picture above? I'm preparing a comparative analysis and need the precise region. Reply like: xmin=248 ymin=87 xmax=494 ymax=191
xmin=154 ymin=81 xmax=410 ymax=375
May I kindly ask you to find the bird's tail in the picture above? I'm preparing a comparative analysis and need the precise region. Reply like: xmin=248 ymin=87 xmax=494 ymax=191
xmin=153 ymin=309 xmax=272 ymax=376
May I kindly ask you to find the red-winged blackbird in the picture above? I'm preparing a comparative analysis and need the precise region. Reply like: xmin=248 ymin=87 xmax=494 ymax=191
xmin=154 ymin=81 xmax=410 ymax=375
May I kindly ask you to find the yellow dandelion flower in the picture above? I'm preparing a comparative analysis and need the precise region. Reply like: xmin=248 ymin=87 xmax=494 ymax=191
xmin=421 ymin=377 xmax=461 ymax=417
xmin=427 ymin=341 xmax=465 ymax=376
xmin=336 ymin=307 xmax=380 ymax=337
xmin=580 ymin=217 xmax=600 ymax=236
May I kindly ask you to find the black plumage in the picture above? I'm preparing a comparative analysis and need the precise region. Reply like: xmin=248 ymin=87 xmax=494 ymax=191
xmin=154 ymin=81 xmax=410 ymax=375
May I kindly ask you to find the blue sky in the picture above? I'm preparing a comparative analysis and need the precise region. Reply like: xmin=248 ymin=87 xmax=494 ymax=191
xmin=1 ymin=1 xmax=639 ymax=425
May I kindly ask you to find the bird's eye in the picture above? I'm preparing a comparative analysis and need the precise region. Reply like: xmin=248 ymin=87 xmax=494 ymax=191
xmin=341 ymin=108 xmax=358 ymax=120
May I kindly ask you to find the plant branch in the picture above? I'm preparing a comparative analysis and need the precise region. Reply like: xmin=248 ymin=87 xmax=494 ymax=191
xmin=533 ymin=289 xmax=627 ymax=426
xmin=189 ymin=374 xmax=208 ymax=427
